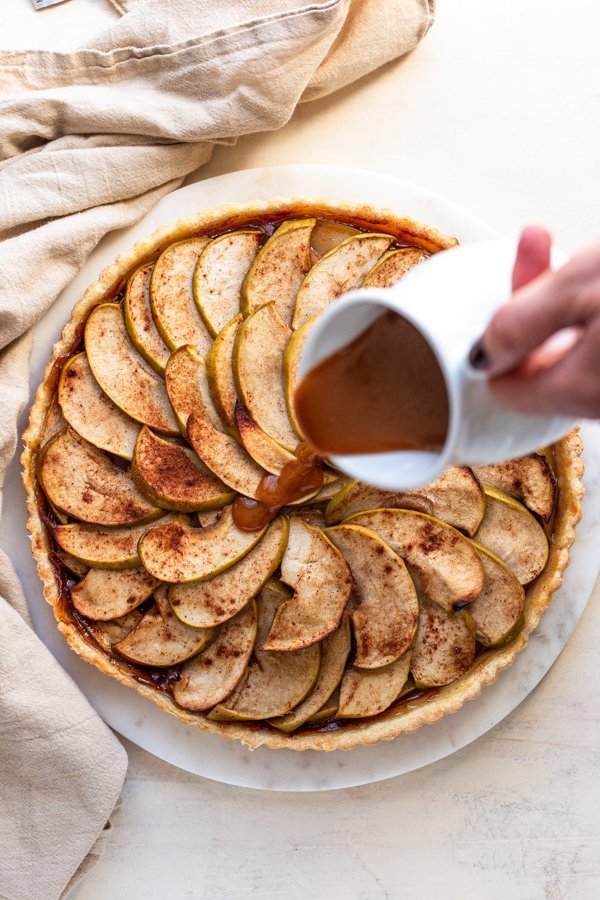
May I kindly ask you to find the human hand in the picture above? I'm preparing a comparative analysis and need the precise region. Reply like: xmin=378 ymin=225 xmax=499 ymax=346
xmin=471 ymin=226 xmax=600 ymax=417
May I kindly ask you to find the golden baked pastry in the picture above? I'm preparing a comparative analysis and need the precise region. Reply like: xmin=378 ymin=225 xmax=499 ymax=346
xmin=22 ymin=198 xmax=584 ymax=751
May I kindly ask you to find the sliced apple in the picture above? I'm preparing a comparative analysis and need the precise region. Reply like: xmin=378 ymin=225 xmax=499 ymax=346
xmin=270 ymin=614 xmax=351 ymax=732
xmin=39 ymin=399 xmax=69 ymax=524
xmin=469 ymin=542 xmax=525 ymax=647
xmin=54 ymin=513 xmax=184 ymax=569
xmin=164 ymin=345 xmax=221 ymax=438
xmin=241 ymin=219 xmax=315 ymax=325
xmin=87 ymin=609 xmax=145 ymax=652
xmin=474 ymin=454 xmax=557 ymax=522
xmin=187 ymin=411 xmax=266 ymax=499
xmin=169 ymin=515 xmax=289 ymax=627
xmin=196 ymin=510 xmax=222 ymax=528
xmin=234 ymin=403 xmax=294 ymax=474
xmin=58 ymin=352 xmax=141 ymax=460
xmin=307 ymin=688 xmax=340 ymax=724
xmin=284 ymin=507 xmax=327 ymax=529
xmin=131 ymin=426 xmax=234 ymax=512
xmin=71 ymin=567 xmax=159 ymax=621
xmin=234 ymin=303 xmax=298 ymax=450
xmin=209 ymin=581 xmax=320 ymax=720
xmin=310 ymin=220 xmax=360 ymax=258
xmin=262 ymin=519 xmax=352 ymax=651
xmin=55 ymin=550 xmax=89 ymax=578
xmin=205 ymin=314 xmax=242 ymax=431
xmin=347 ymin=509 xmax=484 ymax=613
xmin=85 ymin=303 xmax=178 ymax=436
xmin=475 ymin=486 xmax=549 ymax=584
xmin=172 ymin=601 xmax=257 ymax=711
xmin=292 ymin=232 xmax=393 ymax=329
xmin=114 ymin=587 xmax=215 ymax=667
xmin=39 ymin=394 xmax=67 ymax=449
xmin=39 ymin=428 xmax=162 ymax=527
xmin=138 ymin=505 xmax=267 ymax=583
xmin=193 ymin=230 xmax=261 ymax=336
xmin=312 ymin=474 xmax=350 ymax=504
xmin=325 ymin=524 xmax=419 ymax=668
xmin=150 ymin=237 xmax=212 ymax=355
xmin=362 ymin=247 xmax=430 ymax=287
xmin=326 ymin=466 xmax=485 ymax=536
xmin=124 ymin=263 xmax=170 ymax=373
xmin=411 ymin=598 xmax=476 ymax=688
xmin=338 ymin=652 xmax=411 ymax=719
xmin=282 ymin=316 xmax=315 ymax=439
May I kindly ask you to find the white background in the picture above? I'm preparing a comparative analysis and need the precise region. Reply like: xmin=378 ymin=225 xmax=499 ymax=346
xmin=5 ymin=1 xmax=600 ymax=898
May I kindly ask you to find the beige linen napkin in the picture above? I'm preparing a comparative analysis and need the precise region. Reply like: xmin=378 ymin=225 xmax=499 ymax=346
xmin=0 ymin=2 xmax=434 ymax=897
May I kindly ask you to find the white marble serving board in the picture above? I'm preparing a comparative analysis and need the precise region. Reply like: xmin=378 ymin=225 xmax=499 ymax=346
xmin=2 ymin=164 xmax=598 ymax=792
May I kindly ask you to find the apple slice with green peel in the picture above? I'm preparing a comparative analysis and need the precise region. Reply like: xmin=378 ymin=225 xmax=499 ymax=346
xmin=241 ymin=219 xmax=315 ymax=325
xmin=132 ymin=426 xmax=234 ymax=512
xmin=347 ymin=509 xmax=484 ymax=613
xmin=71 ymin=567 xmax=159 ymax=621
xmin=124 ymin=263 xmax=170 ymax=373
xmin=39 ymin=398 xmax=69 ymax=525
xmin=85 ymin=303 xmax=179 ymax=436
xmin=205 ymin=314 xmax=242 ymax=431
xmin=164 ymin=344 xmax=222 ymax=437
xmin=310 ymin=220 xmax=360 ymax=257
xmin=325 ymin=524 xmax=419 ymax=668
xmin=169 ymin=515 xmax=288 ymax=627
xmin=270 ymin=614 xmax=351 ymax=732
xmin=282 ymin=316 xmax=315 ymax=439
xmin=411 ymin=598 xmax=476 ymax=688
xmin=187 ymin=411 xmax=266 ymax=499
xmin=234 ymin=303 xmax=298 ymax=450
xmin=307 ymin=687 xmax=340 ymax=724
xmin=150 ymin=237 xmax=212 ymax=355
xmin=58 ymin=352 xmax=141 ymax=460
xmin=312 ymin=475 xmax=350 ymax=504
xmin=114 ymin=587 xmax=215 ymax=667
xmin=469 ymin=542 xmax=525 ymax=647
xmin=40 ymin=394 xmax=67 ymax=449
xmin=326 ymin=466 xmax=485 ymax=536
xmin=138 ymin=505 xmax=268 ymax=583
xmin=475 ymin=486 xmax=549 ymax=584
xmin=56 ymin=551 xmax=89 ymax=578
xmin=263 ymin=519 xmax=353 ymax=651
xmin=209 ymin=581 xmax=320 ymax=721
xmin=292 ymin=232 xmax=393 ymax=329
xmin=87 ymin=609 xmax=145 ymax=652
xmin=234 ymin=403 xmax=294 ymax=474
xmin=54 ymin=513 xmax=185 ymax=570
xmin=362 ymin=247 xmax=430 ymax=288
xmin=193 ymin=230 xmax=261 ymax=336
xmin=338 ymin=652 xmax=411 ymax=719
xmin=39 ymin=428 xmax=162 ymax=527
xmin=285 ymin=507 xmax=327 ymax=529
xmin=172 ymin=601 xmax=257 ymax=711
xmin=474 ymin=454 xmax=557 ymax=522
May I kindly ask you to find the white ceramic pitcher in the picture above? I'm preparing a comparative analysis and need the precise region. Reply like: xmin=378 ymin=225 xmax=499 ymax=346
xmin=299 ymin=240 xmax=577 ymax=490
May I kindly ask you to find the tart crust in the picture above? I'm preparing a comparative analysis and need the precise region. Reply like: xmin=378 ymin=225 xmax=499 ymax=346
xmin=22 ymin=197 xmax=584 ymax=751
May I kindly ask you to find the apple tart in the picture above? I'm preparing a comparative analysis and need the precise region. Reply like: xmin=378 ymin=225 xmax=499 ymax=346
xmin=22 ymin=198 xmax=584 ymax=751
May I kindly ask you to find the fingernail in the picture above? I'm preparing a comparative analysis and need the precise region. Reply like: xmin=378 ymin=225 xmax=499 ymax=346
xmin=469 ymin=340 xmax=489 ymax=370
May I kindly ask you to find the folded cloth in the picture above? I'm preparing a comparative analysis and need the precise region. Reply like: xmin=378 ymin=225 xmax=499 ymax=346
xmin=0 ymin=2 xmax=434 ymax=897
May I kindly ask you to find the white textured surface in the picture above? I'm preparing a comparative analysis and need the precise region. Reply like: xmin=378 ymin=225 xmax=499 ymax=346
xmin=4 ymin=0 xmax=600 ymax=897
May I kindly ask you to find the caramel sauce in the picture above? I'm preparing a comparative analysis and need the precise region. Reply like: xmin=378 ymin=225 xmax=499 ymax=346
xmin=232 ymin=442 xmax=324 ymax=531
xmin=294 ymin=311 xmax=449 ymax=456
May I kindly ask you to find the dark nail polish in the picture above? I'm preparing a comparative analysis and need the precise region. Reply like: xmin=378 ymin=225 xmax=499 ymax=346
xmin=469 ymin=341 xmax=489 ymax=371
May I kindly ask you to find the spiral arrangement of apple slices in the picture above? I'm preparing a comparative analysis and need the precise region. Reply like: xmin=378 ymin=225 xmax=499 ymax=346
xmin=37 ymin=217 xmax=556 ymax=730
